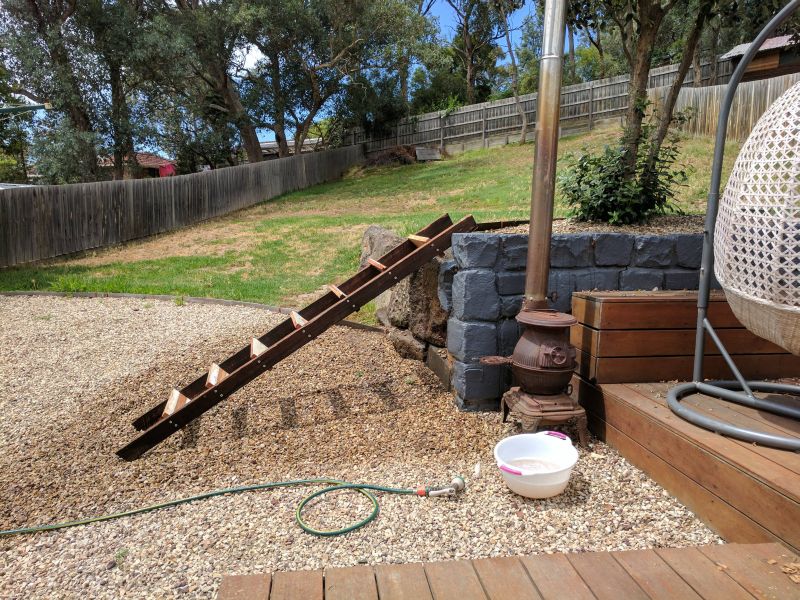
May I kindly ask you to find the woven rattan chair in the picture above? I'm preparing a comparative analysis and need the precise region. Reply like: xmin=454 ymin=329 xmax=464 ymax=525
xmin=667 ymin=0 xmax=800 ymax=451
xmin=715 ymin=81 xmax=800 ymax=355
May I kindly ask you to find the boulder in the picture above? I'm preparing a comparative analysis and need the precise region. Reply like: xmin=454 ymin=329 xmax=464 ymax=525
xmin=359 ymin=225 xmax=410 ymax=327
xmin=409 ymin=256 xmax=450 ymax=346
xmin=388 ymin=327 xmax=427 ymax=361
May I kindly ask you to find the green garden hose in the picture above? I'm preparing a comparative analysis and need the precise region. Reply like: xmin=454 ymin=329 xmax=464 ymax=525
xmin=0 ymin=476 xmax=465 ymax=538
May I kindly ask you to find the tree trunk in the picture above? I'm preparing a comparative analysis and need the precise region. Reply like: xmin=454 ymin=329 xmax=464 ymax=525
xmin=621 ymin=23 xmax=659 ymax=175
xmin=399 ymin=53 xmax=410 ymax=112
xmin=692 ymin=44 xmax=703 ymax=87
xmin=499 ymin=2 xmax=527 ymax=143
xmin=709 ymin=21 xmax=720 ymax=85
xmin=267 ymin=57 xmax=291 ymax=157
xmin=567 ymin=24 xmax=576 ymax=83
xmin=644 ymin=0 xmax=712 ymax=174
xmin=109 ymin=61 xmax=134 ymax=180
xmin=218 ymin=75 xmax=262 ymax=164
xmin=48 ymin=40 xmax=99 ymax=179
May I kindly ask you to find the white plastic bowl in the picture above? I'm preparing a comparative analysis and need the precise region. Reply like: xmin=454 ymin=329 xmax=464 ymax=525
xmin=494 ymin=431 xmax=579 ymax=498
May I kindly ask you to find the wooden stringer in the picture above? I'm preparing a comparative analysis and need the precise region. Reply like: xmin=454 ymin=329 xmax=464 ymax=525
xmin=117 ymin=214 xmax=476 ymax=460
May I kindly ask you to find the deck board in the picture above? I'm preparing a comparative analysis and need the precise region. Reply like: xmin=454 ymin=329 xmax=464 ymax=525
xmin=219 ymin=544 xmax=797 ymax=599
xmin=612 ymin=548 xmax=703 ymax=599
xmin=472 ymin=556 xmax=542 ymax=599
xmin=576 ymin=377 xmax=800 ymax=552
xmin=654 ymin=547 xmax=755 ymax=600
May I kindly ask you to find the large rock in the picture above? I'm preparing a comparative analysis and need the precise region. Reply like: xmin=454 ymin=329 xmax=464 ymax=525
xmin=409 ymin=257 xmax=449 ymax=346
xmin=359 ymin=225 xmax=403 ymax=268
xmin=359 ymin=225 xmax=410 ymax=327
xmin=388 ymin=327 xmax=426 ymax=361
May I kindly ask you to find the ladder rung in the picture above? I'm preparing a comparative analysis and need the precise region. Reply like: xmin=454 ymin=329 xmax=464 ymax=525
xmin=367 ymin=258 xmax=387 ymax=270
xmin=250 ymin=338 xmax=268 ymax=358
xmin=291 ymin=311 xmax=308 ymax=328
xmin=205 ymin=363 xmax=229 ymax=388
xmin=162 ymin=389 xmax=189 ymax=417
xmin=408 ymin=234 xmax=430 ymax=247
xmin=328 ymin=284 xmax=347 ymax=298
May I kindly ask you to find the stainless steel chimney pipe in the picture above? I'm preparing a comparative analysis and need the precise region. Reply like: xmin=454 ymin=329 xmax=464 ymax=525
xmin=523 ymin=0 xmax=567 ymax=310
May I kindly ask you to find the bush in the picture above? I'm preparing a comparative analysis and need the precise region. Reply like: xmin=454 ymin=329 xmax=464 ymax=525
xmin=559 ymin=127 xmax=687 ymax=225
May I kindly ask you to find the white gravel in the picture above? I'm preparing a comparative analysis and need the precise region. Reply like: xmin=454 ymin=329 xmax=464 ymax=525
xmin=0 ymin=296 xmax=721 ymax=598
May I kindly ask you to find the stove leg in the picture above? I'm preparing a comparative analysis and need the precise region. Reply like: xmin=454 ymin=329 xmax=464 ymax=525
xmin=520 ymin=415 xmax=542 ymax=433
xmin=501 ymin=396 xmax=509 ymax=423
xmin=576 ymin=412 xmax=589 ymax=447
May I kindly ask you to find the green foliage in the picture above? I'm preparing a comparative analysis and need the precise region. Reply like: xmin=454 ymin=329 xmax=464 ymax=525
xmin=559 ymin=126 xmax=687 ymax=225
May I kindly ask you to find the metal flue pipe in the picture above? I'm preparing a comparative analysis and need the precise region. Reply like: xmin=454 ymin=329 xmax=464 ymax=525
xmin=523 ymin=0 xmax=567 ymax=310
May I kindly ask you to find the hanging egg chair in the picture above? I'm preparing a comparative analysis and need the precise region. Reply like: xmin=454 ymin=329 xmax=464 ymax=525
xmin=714 ymin=81 xmax=800 ymax=355
xmin=667 ymin=0 xmax=800 ymax=452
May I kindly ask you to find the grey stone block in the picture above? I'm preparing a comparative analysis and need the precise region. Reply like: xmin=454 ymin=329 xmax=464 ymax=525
xmin=675 ymin=233 xmax=703 ymax=269
xmin=498 ymin=318 xmax=521 ymax=356
xmin=452 ymin=269 xmax=499 ymax=321
xmin=620 ymin=268 xmax=665 ymax=290
xmin=499 ymin=234 xmax=528 ymax=270
xmin=500 ymin=294 xmax=523 ymax=317
xmin=452 ymin=361 xmax=503 ymax=404
xmin=547 ymin=269 xmax=576 ymax=313
xmin=437 ymin=259 xmax=458 ymax=313
xmin=593 ymin=233 xmax=635 ymax=266
xmin=446 ymin=318 xmax=497 ymax=362
xmin=634 ymin=235 xmax=675 ymax=267
xmin=455 ymin=394 xmax=501 ymax=411
xmin=551 ymin=234 xmax=593 ymax=267
xmin=665 ymin=269 xmax=700 ymax=290
xmin=452 ymin=233 xmax=499 ymax=269
xmin=496 ymin=271 xmax=526 ymax=295
xmin=574 ymin=268 xmax=620 ymax=292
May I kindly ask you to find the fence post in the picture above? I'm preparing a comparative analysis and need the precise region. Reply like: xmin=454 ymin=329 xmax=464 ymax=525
xmin=482 ymin=106 xmax=487 ymax=147
xmin=439 ymin=113 xmax=445 ymax=150
xmin=588 ymin=82 xmax=594 ymax=130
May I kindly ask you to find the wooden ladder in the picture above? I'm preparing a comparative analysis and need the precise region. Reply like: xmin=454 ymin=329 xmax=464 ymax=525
xmin=117 ymin=214 xmax=476 ymax=460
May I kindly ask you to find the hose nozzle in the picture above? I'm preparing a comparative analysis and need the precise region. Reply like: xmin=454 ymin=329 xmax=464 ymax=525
xmin=423 ymin=476 xmax=466 ymax=497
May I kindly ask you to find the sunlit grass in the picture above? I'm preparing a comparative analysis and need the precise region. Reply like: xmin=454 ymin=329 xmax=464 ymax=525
xmin=0 ymin=127 xmax=735 ymax=324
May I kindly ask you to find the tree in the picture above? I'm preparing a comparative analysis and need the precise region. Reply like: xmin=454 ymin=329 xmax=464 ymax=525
xmin=1 ymin=0 xmax=100 ymax=180
xmin=243 ymin=0 xmax=426 ymax=156
xmin=445 ymin=0 xmax=502 ymax=104
xmin=492 ymin=0 xmax=528 ymax=142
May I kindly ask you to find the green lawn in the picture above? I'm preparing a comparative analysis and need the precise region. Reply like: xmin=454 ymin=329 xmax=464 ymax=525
xmin=0 ymin=126 xmax=738 ymax=318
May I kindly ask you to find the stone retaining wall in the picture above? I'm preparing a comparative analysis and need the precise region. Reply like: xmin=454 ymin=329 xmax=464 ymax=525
xmin=441 ymin=231 xmax=711 ymax=410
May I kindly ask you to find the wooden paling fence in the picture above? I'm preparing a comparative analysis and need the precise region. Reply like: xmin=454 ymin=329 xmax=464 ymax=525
xmin=347 ymin=58 xmax=733 ymax=153
xmin=648 ymin=72 xmax=800 ymax=140
xmin=0 ymin=145 xmax=363 ymax=268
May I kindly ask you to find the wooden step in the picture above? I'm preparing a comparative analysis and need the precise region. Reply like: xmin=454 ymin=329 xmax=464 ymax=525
xmin=328 ymin=284 xmax=346 ymax=299
xmin=162 ymin=389 xmax=190 ymax=418
xmin=367 ymin=258 xmax=387 ymax=270
xmin=206 ymin=363 xmax=229 ymax=388
xmin=250 ymin=338 xmax=268 ymax=358
xmin=290 ymin=311 xmax=308 ymax=329
xmin=408 ymin=234 xmax=430 ymax=247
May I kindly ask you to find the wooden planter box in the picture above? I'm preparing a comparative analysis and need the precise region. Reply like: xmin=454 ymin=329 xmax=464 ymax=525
xmin=571 ymin=291 xmax=800 ymax=383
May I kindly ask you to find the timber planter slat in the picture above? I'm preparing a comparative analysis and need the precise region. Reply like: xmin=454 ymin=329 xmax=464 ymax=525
xmin=570 ymin=291 xmax=800 ymax=383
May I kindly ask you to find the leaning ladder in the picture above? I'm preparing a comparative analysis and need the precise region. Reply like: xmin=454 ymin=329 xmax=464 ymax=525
xmin=117 ymin=214 xmax=476 ymax=460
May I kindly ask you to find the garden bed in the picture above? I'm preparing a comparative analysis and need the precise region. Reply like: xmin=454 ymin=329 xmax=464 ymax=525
xmin=0 ymin=296 xmax=720 ymax=598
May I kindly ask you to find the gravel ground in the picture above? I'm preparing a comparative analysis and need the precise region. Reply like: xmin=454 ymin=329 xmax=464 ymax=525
xmin=496 ymin=214 xmax=705 ymax=235
xmin=0 ymin=296 xmax=721 ymax=598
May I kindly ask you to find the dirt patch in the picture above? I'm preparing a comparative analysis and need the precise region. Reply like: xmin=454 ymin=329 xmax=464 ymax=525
xmin=496 ymin=214 xmax=705 ymax=235
xmin=61 ymin=216 xmax=272 ymax=267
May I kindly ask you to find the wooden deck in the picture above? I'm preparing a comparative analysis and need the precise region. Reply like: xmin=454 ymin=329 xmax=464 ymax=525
xmin=218 ymin=542 xmax=798 ymax=599
xmin=576 ymin=377 xmax=800 ymax=553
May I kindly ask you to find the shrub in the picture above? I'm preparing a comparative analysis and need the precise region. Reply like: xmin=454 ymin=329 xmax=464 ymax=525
xmin=559 ymin=126 xmax=687 ymax=225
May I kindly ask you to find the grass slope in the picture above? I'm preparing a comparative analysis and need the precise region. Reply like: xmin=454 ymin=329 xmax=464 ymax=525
xmin=0 ymin=126 xmax=738 ymax=316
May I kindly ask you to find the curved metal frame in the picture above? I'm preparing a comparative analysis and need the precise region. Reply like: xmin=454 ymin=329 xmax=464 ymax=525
xmin=667 ymin=0 xmax=800 ymax=451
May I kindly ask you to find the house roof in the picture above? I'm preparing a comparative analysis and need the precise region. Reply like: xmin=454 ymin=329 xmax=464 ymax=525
xmin=98 ymin=152 xmax=175 ymax=169
xmin=721 ymin=35 xmax=797 ymax=60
